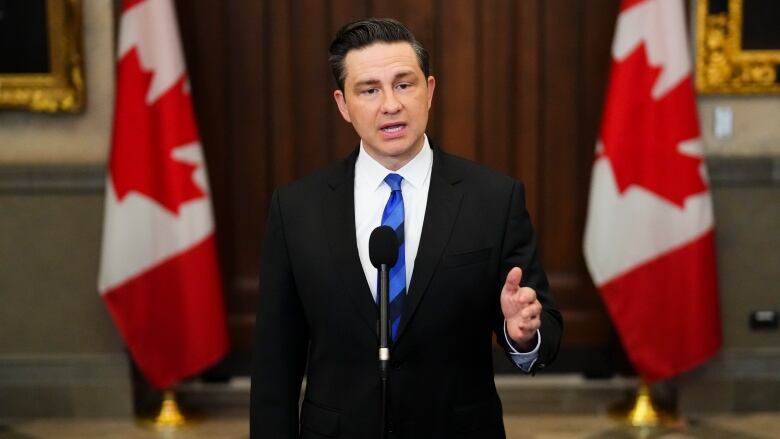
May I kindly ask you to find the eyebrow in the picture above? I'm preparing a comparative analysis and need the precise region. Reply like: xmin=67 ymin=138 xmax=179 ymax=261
xmin=353 ymin=71 xmax=417 ymax=89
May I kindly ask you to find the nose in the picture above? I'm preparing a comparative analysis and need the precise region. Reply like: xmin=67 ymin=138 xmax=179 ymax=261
xmin=381 ymin=90 xmax=402 ymax=114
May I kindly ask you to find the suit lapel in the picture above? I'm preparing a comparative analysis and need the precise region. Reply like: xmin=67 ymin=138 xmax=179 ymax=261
xmin=395 ymin=148 xmax=463 ymax=343
xmin=324 ymin=150 xmax=379 ymax=337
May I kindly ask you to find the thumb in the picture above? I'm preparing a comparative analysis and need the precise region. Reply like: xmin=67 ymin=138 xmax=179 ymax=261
xmin=503 ymin=267 xmax=523 ymax=293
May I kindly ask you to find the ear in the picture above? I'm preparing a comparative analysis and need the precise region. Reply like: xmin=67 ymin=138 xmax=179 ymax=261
xmin=426 ymin=76 xmax=436 ymax=109
xmin=333 ymin=90 xmax=352 ymax=123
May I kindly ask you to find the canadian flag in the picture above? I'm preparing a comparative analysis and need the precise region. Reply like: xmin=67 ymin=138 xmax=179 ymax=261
xmin=583 ymin=0 xmax=721 ymax=382
xmin=98 ymin=0 xmax=228 ymax=389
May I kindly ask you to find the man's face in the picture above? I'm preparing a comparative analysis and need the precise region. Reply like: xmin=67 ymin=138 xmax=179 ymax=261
xmin=334 ymin=42 xmax=435 ymax=171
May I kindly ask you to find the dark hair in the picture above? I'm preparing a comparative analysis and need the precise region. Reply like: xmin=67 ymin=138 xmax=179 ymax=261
xmin=328 ymin=18 xmax=430 ymax=91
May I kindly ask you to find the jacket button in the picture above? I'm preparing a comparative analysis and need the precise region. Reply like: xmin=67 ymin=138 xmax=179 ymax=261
xmin=391 ymin=360 xmax=402 ymax=369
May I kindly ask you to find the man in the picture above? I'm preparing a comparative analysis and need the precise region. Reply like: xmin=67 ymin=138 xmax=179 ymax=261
xmin=251 ymin=18 xmax=562 ymax=439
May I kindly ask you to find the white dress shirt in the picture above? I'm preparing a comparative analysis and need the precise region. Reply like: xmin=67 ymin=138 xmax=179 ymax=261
xmin=354 ymin=135 xmax=539 ymax=371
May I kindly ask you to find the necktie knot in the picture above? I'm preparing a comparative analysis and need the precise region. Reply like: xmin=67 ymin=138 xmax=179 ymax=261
xmin=384 ymin=173 xmax=403 ymax=192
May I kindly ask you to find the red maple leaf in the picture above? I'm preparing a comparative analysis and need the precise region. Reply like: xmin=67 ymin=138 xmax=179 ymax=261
xmin=620 ymin=0 xmax=647 ymax=12
xmin=599 ymin=44 xmax=706 ymax=208
xmin=122 ymin=0 xmax=145 ymax=12
xmin=109 ymin=47 xmax=204 ymax=214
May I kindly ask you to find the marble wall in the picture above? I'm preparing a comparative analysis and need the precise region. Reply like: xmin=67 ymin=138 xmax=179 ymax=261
xmin=0 ymin=0 xmax=132 ymax=418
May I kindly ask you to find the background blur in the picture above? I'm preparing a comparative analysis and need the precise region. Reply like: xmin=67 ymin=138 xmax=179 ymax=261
xmin=0 ymin=0 xmax=778 ymax=421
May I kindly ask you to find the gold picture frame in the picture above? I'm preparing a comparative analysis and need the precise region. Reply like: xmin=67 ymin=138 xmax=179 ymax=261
xmin=0 ymin=0 xmax=85 ymax=112
xmin=696 ymin=0 xmax=780 ymax=94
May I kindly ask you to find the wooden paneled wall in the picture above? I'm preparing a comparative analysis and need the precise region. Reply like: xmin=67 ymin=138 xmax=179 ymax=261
xmin=174 ymin=0 xmax=625 ymax=375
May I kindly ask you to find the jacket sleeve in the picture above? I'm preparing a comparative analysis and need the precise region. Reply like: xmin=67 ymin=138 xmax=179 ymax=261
xmin=493 ymin=180 xmax=563 ymax=374
xmin=250 ymin=189 xmax=309 ymax=438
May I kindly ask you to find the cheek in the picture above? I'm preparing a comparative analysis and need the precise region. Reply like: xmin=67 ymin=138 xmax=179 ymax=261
xmin=410 ymin=96 xmax=430 ymax=115
xmin=349 ymin=104 xmax=374 ymax=123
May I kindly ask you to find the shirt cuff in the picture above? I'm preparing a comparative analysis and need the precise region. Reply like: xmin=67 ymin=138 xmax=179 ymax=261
xmin=503 ymin=320 xmax=541 ymax=373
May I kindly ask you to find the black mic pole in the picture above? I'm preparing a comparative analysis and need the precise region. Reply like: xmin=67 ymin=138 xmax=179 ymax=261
xmin=369 ymin=225 xmax=398 ymax=439
xmin=378 ymin=262 xmax=390 ymax=439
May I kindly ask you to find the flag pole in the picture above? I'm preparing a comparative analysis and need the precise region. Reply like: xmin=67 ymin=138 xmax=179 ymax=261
xmin=138 ymin=388 xmax=197 ymax=430
xmin=609 ymin=382 xmax=681 ymax=429
xmin=153 ymin=389 xmax=186 ymax=428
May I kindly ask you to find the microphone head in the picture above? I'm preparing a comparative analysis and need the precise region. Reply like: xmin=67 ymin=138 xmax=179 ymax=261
xmin=369 ymin=225 xmax=399 ymax=268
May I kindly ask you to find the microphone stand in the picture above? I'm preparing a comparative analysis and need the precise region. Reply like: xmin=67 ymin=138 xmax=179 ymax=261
xmin=378 ymin=263 xmax=390 ymax=439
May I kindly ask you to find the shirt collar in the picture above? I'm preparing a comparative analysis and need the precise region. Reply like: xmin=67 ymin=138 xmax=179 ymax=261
xmin=355 ymin=135 xmax=432 ymax=191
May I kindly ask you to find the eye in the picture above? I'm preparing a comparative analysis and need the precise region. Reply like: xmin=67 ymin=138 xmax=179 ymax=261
xmin=396 ymin=83 xmax=412 ymax=91
xmin=361 ymin=88 xmax=379 ymax=96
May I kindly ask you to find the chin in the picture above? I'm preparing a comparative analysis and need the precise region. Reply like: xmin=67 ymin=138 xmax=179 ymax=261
xmin=385 ymin=144 xmax=416 ymax=158
xmin=387 ymin=137 xmax=420 ymax=152
xmin=364 ymin=135 xmax=421 ymax=162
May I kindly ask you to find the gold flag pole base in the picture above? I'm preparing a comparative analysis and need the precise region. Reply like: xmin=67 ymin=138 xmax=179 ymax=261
xmin=137 ymin=389 xmax=200 ymax=431
xmin=609 ymin=383 xmax=684 ymax=430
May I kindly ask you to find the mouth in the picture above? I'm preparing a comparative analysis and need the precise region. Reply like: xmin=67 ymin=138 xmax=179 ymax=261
xmin=379 ymin=122 xmax=407 ymax=136
xmin=379 ymin=122 xmax=406 ymax=140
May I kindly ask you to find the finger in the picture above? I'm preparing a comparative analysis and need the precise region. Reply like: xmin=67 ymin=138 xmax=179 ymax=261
xmin=517 ymin=287 xmax=537 ymax=304
xmin=503 ymin=267 xmax=523 ymax=294
xmin=525 ymin=319 xmax=541 ymax=333
xmin=507 ymin=324 xmax=529 ymax=341
xmin=514 ymin=314 xmax=540 ymax=329
xmin=509 ymin=321 xmax=539 ymax=342
xmin=519 ymin=301 xmax=542 ymax=321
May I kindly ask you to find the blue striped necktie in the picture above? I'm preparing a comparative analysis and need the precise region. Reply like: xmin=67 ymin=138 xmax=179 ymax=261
xmin=380 ymin=173 xmax=406 ymax=342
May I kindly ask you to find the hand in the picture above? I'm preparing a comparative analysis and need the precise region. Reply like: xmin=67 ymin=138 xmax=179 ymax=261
xmin=500 ymin=267 xmax=542 ymax=350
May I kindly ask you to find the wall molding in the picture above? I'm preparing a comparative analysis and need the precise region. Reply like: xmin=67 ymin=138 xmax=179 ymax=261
xmin=707 ymin=156 xmax=780 ymax=186
xmin=677 ymin=348 xmax=780 ymax=413
xmin=0 ymin=165 xmax=105 ymax=194
xmin=682 ymin=348 xmax=780 ymax=381
xmin=0 ymin=156 xmax=777 ymax=194
xmin=0 ymin=353 xmax=133 ymax=418
xmin=0 ymin=353 xmax=129 ymax=386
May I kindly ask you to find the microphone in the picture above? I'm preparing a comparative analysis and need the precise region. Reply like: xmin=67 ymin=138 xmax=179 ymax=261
xmin=368 ymin=225 xmax=397 ymax=439
xmin=369 ymin=225 xmax=398 ymax=268
xmin=369 ymin=226 xmax=397 ymax=346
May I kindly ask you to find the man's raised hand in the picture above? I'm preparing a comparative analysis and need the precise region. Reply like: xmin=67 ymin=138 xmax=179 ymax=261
xmin=500 ymin=267 xmax=542 ymax=351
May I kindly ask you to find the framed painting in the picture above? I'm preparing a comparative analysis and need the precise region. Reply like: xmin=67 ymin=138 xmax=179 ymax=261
xmin=696 ymin=0 xmax=780 ymax=94
xmin=0 ymin=0 xmax=85 ymax=112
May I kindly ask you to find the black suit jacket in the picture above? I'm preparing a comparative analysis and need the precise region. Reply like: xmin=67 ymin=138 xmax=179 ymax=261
xmin=250 ymin=145 xmax=562 ymax=439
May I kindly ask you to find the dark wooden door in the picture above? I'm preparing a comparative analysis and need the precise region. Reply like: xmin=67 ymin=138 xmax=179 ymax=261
xmin=175 ymin=0 xmax=628 ymax=377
